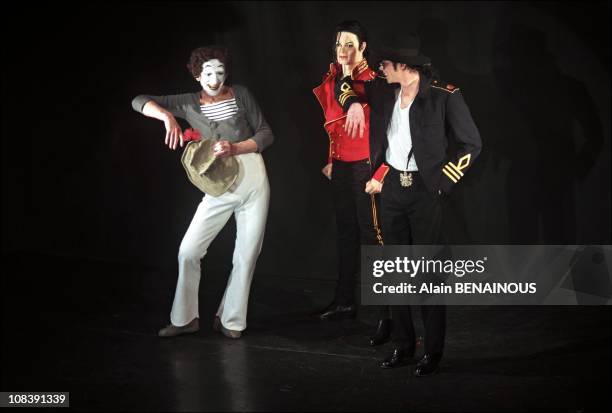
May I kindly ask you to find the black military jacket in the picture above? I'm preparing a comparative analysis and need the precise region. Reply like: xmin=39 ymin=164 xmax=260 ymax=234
xmin=338 ymin=75 xmax=482 ymax=195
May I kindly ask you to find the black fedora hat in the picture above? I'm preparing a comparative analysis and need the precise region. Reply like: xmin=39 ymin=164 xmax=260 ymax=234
xmin=371 ymin=35 xmax=431 ymax=67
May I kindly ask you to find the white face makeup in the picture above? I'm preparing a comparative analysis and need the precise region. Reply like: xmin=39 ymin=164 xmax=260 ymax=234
xmin=198 ymin=58 xmax=226 ymax=96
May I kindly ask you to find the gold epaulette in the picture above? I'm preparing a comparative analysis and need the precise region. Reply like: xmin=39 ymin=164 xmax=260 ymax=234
xmin=431 ymin=80 xmax=459 ymax=93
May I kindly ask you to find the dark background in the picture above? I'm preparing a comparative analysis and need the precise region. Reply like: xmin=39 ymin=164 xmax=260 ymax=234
xmin=1 ymin=2 xmax=610 ymax=411
xmin=2 ymin=1 xmax=610 ymax=276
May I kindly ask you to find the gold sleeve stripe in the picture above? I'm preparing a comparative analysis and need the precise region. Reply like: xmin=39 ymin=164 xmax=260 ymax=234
xmin=338 ymin=91 xmax=357 ymax=106
xmin=444 ymin=164 xmax=462 ymax=180
xmin=339 ymin=90 xmax=357 ymax=97
xmin=443 ymin=166 xmax=460 ymax=183
xmin=339 ymin=89 xmax=357 ymax=96
xmin=339 ymin=94 xmax=348 ymax=106
xmin=446 ymin=162 xmax=465 ymax=177
xmin=443 ymin=168 xmax=459 ymax=183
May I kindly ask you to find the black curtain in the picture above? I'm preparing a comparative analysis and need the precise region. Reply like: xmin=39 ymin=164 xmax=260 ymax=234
xmin=2 ymin=1 xmax=610 ymax=278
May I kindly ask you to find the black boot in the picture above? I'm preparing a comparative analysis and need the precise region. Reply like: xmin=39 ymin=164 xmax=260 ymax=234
xmin=380 ymin=346 xmax=415 ymax=369
xmin=369 ymin=318 xmax=392 ymax=346
xmin=414 ymin=353 xmax=442 ymax=377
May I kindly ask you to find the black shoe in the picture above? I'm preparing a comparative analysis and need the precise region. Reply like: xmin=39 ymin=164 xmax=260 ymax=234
xmin=414 ymin=353 xmax=442 ymax=377
xmin=380 ymin=347 xmax=415 ymax=369
xmin=311 ymin=303 xmax=357 ymax=320
xmin=369 ymin=319 xmax=392 ymax=346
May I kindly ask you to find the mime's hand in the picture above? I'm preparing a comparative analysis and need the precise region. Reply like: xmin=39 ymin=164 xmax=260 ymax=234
xmin=213 ymin=140 xmax=235 ymax=158
xmin=163 ymin=114 xmax=183 ymax=150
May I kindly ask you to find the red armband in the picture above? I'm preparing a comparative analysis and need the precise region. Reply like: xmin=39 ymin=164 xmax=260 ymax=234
xmin=372 ymin=163 xmax=390 ymax=183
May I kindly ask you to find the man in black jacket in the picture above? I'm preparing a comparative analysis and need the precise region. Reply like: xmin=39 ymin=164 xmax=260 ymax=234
xmin=336 ymin=39 xmax=482 ymax=376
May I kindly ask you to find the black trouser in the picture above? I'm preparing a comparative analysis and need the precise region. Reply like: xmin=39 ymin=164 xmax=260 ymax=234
xmin=331 ymin=159 xmax=384 ymax=311
xmin=380 ymin=167 xmax=446 ymax=355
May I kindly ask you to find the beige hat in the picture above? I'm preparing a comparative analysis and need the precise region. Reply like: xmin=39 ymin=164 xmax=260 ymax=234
xmin=181 ymin=138 xmax=239 ymax=197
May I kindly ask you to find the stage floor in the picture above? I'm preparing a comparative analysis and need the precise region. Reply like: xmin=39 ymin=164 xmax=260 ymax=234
xmin=2 ymin=252 xmax=610 ymax=411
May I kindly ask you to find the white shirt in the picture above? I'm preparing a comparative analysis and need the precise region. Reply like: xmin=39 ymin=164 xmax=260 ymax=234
xmin=385 ymin=89 xmax=418 ymax=171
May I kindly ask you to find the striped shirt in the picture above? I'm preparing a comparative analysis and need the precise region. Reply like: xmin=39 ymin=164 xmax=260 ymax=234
xmin=200 ymin=98 xmax=239 ymax=121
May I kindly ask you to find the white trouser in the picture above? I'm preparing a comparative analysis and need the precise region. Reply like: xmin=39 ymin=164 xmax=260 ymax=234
xmin=170 ymin=152 xmax=270 ymax=331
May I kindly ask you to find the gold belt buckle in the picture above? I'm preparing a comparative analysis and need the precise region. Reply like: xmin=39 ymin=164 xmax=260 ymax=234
xmin=400 ymin=171 xmax=413 ymax=187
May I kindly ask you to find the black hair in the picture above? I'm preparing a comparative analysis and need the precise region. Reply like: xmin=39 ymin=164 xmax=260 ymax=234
xmin=393 ymin=62 xmax=439 ymax=82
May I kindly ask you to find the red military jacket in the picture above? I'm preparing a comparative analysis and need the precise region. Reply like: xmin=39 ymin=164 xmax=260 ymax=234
xmin=313 ymin=59 xmax=376 ymax=164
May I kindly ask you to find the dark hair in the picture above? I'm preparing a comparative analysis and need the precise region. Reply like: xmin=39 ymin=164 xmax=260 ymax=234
xmin=393 ymin=62 xmax=439 ymax=81
xmin=186 ymin=46 xmax=232 ymax=84
xmin=333 ymin=20 xmax=369 ymax=59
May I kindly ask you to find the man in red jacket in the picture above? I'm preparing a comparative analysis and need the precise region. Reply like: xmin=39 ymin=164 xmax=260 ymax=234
xmin=312 ymin=20 xmax=390 ymax=346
